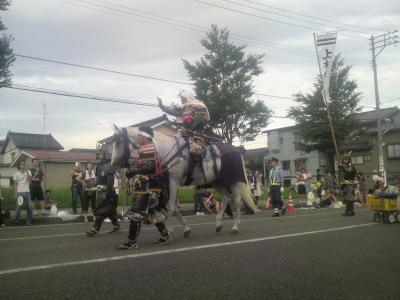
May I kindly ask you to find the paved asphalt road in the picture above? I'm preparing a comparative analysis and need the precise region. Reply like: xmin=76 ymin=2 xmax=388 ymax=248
xmin=0 ymin=208 xmax=399 ymax=300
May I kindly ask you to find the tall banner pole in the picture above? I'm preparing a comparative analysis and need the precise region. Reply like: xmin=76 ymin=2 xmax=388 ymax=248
xmin=313 ymin=32 xmax=341 ymax=169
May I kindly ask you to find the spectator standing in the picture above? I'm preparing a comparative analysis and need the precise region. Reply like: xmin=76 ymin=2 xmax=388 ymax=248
xmin=268 ymin=157 xmax=285 ymax=217
xmin=357 ymin=172 xmax=367 ymax=206
xmin=29 ymin=158 xmax=45 ymax=215
xmin=324 ymin=172 xmax=335 ymax=194
xmin=296 ymin=168 xmax=308 ymax=203
xmin=71 ymin=162 xmax=84 ymax=214
xmin=13 ymin=161 xmax=33 ymax=225
xmin=254 ymin=170 xmax=263 ymax=204
xmin=0 ymin=184 xmax=5 ymax=227
xmin=83 ymin=162 xmax=97 ymax=222
xmin=315 ymin=175 xmax=324 ymax=203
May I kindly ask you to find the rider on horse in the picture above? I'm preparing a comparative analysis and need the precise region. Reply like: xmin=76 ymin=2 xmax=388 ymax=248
xmin=157 ymin=90 xmax=210 ymax=157
xmin=118 ymin=126 xmax=172 ymax=250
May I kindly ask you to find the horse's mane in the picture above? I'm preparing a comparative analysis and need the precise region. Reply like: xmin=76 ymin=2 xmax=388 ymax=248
xmin=126 ymin=126 xmax=178 ymax=156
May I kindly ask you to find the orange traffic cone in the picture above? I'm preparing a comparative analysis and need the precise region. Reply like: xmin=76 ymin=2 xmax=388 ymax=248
xmin=287 ymin=193 xmax=296 ymax=214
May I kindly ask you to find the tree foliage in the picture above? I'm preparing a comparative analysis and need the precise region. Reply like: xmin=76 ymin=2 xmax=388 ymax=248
xmin=182 ymin=25 xmax=271 ymax=144
xmin=288 ymin=54 xmax=361 ymax=156
xmin=0 ymin=0 xmax=14 ymax=87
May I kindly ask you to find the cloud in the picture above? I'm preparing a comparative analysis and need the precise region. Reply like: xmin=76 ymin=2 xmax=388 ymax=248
xmin=2 ymin=0 xmax=399 ymax=150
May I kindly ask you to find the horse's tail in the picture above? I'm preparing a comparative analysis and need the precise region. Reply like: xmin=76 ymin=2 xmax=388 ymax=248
xmin=238 ymin=155 xmax=260 ymax=213
xmin=237 ymin=181 xmax=260 ymax=213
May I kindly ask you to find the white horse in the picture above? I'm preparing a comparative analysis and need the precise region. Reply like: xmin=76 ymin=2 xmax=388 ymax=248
xmin=111 ymin=126 xmax=258 ymax=234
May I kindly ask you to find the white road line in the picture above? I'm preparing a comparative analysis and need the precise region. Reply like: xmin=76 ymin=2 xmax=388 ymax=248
xmin=0 ymin=222 xmax=377 ymax=275
xmin=2 ymin=208 xmax=369 ymax=230
xmin=0 ymin=209 xmax=370 ymax=242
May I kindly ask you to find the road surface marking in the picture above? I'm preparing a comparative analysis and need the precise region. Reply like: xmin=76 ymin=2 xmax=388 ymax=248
xmin=0 ymin=209 xmax=370 ymax=242
xmin=0 ymin=222 xmax=377 ymax=275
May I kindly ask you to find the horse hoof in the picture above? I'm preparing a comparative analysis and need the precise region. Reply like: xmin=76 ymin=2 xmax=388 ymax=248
xmin=184 ymin=228 xmax=191 ymax=238
xmin=216 ymin=225 xmax=223 ymax=232
xmin=231 ymin=228 xmax=239 ymax=234
xmin=254 ymin=208 xmax=261 ymax=213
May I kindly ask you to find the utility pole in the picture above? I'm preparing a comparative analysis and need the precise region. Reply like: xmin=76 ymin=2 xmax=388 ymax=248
xmin=370 ymin=31 xmax=399 ymax=185
xmin=41 ymin=103 xmax=48 ymax=150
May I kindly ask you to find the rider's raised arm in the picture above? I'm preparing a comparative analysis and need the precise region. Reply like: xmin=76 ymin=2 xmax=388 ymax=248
xmin=160 ymin=103 xmax=182 ymax=117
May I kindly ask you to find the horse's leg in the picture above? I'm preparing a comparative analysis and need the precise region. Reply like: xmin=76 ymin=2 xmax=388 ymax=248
xmin=214 ymin=186 xmax=230 ymax=233
xmin=231 ymin=183 xmax=242 ymax=234
xmin=166 ymin=179 xmax=191 ymax=237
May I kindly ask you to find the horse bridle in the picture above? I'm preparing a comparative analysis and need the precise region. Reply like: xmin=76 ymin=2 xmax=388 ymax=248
xmin=114 ymin=127 xmax=139 ymax=168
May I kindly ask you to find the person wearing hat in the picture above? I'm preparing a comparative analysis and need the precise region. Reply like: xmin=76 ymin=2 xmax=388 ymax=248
xmin=118 ymin=126 xmax=172 ymax=250
xmin=268 ymin=157 xmax=285 ymax=217
xmin=157 ymin=90 xmax=210 ymax=157
xmin=339 ymin=154 xmax=357 ymax=216
xmin=86 ymin=147 xmax=121 ymax=236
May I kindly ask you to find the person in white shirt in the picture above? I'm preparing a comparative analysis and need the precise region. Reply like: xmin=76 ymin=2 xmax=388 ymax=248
xmin=13 ymin=161 xmax=33 ymax=225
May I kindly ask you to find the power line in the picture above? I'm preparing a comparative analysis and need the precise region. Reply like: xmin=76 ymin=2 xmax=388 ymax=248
xmin=63 ymin=0 xmax=369 ymax=64
xmin=382 ymin=96 xmax=400 ymax=104
xmin=220 ymin=0 xmax=371 ymax=35
xmin=239 ymin=0 xmax=388 ymax=33
xmin=67 ymin=0 xmax=316 ymax=57
xmin=192 ymin=0 xmax=369 ymax=39
xmin=256 ymin=93 xmax=294 ymax=100
xmin=15 ymin=54 xmax=191 ymax=86
xmin=14 ymin=54 xmax=296 ymax=100
xmin=6 ymin=84 xmax=159 ymax=107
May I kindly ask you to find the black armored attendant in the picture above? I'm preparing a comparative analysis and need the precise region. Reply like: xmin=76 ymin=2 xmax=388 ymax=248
xmin=118 ymin=126 xmax=172 ymax=250
xmin=339 ymin=154 xmax=357 ymax=216
xmin=86 ymin=149 xmax=120 ymax=236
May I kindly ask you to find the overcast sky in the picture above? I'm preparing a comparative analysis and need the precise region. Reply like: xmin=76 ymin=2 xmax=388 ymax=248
xmin=0 ymin=0 xmax=399 ymax=150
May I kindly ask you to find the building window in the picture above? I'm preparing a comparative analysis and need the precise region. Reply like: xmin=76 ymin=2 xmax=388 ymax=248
xmin=11 ymin=152 xmax=15 ymax=162
xmin=387 ymin=144 xmax=400 ymax=159
xmin=279 ymin=137 xmax=283 ymax=145
xmin=364 ymin=155 xmax=371 ymax=162
xmin=294 ymin=159 xmax=307 ymax=171
xmin=282 ymin=160 xmax=290 ymax=171
xmin=294 ymin=134 xmax=302 ymax=151
xmin=284 ymin=179 xmax=291 ymax=187
xmin=351 ymin=156 xmax=364 ymax=165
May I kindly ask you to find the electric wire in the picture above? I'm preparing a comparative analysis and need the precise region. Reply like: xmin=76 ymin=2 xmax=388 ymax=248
xmin=239 ymin=0 xmax=388 ymax=33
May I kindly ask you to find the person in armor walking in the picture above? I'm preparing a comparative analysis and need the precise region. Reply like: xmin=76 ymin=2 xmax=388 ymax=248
xmin=157 ymin=90 xmax=210 ymax=157
xmin=86 ymin=149 xmax=121 ymax=236
xmin=339 ymin=153 xmax=357 ymax=216
xmin=118 ymin=126 xmax=172 ymax=250
xmin=268 ymin=157 xmax=285 ymax=217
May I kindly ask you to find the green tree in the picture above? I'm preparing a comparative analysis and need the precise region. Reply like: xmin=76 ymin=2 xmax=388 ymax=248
xmin=182 ymin=25 xmax=271 ymax=144
xmin=0 ymin=0 xmax=14 ymax=87
xmin=288 ymin=54 xmax=361 ymax=169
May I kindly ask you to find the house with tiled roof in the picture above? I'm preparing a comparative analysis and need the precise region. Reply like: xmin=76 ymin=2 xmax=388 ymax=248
xmin=0 ymin=131 xmax=97 ymax=187
xmin=339 ymin=106 xmax=400 ymax=181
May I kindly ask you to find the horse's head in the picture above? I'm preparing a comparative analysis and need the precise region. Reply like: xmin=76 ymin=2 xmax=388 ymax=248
xmin=111 ymin=125 xmax=139 ymax=168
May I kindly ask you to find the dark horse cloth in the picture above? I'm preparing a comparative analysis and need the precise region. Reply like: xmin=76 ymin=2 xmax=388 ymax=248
xmin=215 ymin=143 xmax=247 ymax=190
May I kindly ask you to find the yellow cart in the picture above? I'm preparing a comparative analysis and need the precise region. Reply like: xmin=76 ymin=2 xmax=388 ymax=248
xmin=368 ymin=194 xmax=400 ymax=224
